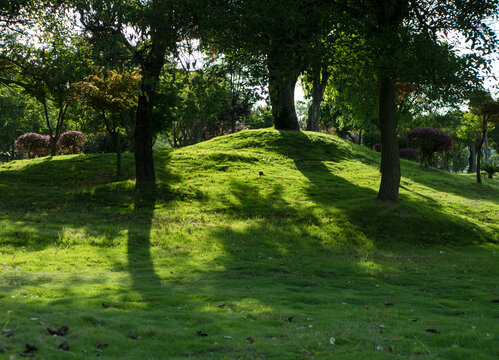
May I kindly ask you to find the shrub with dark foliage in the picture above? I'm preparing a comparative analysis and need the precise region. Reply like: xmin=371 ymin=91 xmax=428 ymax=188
xmin=372 ymin=143 xmax=382 ymax=152
xmin=406 ymin=127 xmax=453 ymax=166
xmin=84 ymin=133 xmax=128 ymax=154
xmin=399 ymin=147 xmax=419 ymax=162
xmin=58 ymin=131 xmax=86 ymax=154
xmin=15 ymin=133 xmax=50 ymax=158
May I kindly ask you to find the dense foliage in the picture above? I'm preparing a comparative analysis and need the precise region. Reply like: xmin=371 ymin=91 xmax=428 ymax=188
xmin=58 ymin=130 xmax=86 ymax=154
xmin=406 ymin=127 xmax=453 ymax=167
xmin=399 ymin=147 xmax=419 ymax=162
xmin=15 ymin=132 xmax=50 ymax=158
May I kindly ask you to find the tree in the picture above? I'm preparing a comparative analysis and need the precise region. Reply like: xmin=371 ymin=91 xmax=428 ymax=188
xmin=73 ymin=69 xmax=141 ymax=176
xmin=201 ymin=0 xmax=334 ymax=130
xmin=0 ymin=35 xmax=91 ymax=155
xmin=336 ymin=0 xmax=498 ymax=200
xmin=76 ymin=0 xmax=199 ymax=185
xmin=468 ymin=90 xmax=499 ymax=183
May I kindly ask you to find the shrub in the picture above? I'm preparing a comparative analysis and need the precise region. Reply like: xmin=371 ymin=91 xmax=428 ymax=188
xmin=15 ymin=133 xmax=50 ymax=158
xmin=83 ymin=133 xmax=128 ymax=154
xmin=372 ymin=143 xmax=382 ymax=152
xmin=58 ymin=131 xmax=86 ymax=154
xmin=399 ymin=147 xmax=419 ymax=162
xmin=481 ymin=164 xmax=498 ymax=179
xmin=406 ymin=127 xmax=453 ymax=167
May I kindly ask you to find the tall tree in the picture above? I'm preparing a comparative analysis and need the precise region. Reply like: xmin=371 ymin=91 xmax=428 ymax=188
xmin=337 ymin=0 xmax=498 ymax=200
xmin=202 ymin=0 xmax=334 ymax=130
xmin=468 ymin=90 xmax=499 ymax=183
xmin=76 ymin=0 xmax=198 ymax=185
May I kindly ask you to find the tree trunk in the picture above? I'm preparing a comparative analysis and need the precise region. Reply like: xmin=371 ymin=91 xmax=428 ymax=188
xmin=377 ymin=76 xmax=400 ymax=201
xmin=268 ymin=50 xmax=300 ymax=130
xmin=483 ymin=130 xmax=489 ymax=163
xmin=476 ymin=123 xmax=487 ymax=184
xmin=468 ymin=145 xmax=476 ymax=173
xmin=306 ymin=67 xmax=329 ymax=132
xmin=111 ymin=131 xmax=122 ymax=177
xmin=134 ymin=41 xmax=166 ymax=185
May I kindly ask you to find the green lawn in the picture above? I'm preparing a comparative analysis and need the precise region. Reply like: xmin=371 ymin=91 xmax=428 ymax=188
xmin=0 ymin=129 xmax=498 ymax=359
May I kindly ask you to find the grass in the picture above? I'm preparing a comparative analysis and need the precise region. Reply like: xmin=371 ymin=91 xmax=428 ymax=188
xmin=0 ymin=128 xmax=498 ymax=359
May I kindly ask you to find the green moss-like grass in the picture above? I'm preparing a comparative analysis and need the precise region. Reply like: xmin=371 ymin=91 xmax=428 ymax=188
xmin=0 ymin=129 xmax=497 ymax=359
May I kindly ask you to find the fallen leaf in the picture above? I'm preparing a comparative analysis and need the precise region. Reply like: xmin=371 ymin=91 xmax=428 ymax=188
xmin=47 ymin=328 xmax=59 ymax=335
xmin=491 ymin=299 xmax=499 ymax=303
xmin=364 ymin=304 xmax=369 ymax=309
xmin=391 ymin=336 xmax=403 ymax=341
xmin=329 ymin=337 xmax=335 ymax=345
xmin=58 ymin=326 xmax=69 ymax=336
xmin=59 ymin=341 xmax=70 ymax=351
xmin=300 ymin=349 xmax=312 ymax=356
xmin=285 ymin=316 xmax=293 ymax=323
xmin=217 ymin=304 xmax=225 ymax=308
xmin=388 ymin=345 xmax=394 ymax=353
xmin=196 ymin=330 xmax=208 ymax=337
xmin=426 ymin=329 xmax=440 ymax=334
xmin=384 ymin=302 xmax=394 ymax=306
xmin=129 ymin=331 xmax=138 ymax=339
xmin=102 ymin=303 xmax=111 ymax=308
xmin=245 ymin=337 xmax=254 ymax=344
xmin=96 ymin=342 xmax=108 ymax=348
xmin=409 ymin=319 xmax=418 ymax=322
xmin=25 ymin=344 xmax=38 ymax=353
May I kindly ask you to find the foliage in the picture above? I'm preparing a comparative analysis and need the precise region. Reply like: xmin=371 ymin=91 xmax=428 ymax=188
xmin=15 ymin=132 xmax=50 ymax=158
xmin=399 ymin=147 xmax=419 ymax=162
xmin=58 ymin=130 xmax=86 ymax=154
xmin=406 ymin=127 xmax=453 ymax=167
xmin=481 ymin=164 xmax=498 ymax=178
xmin=83 ymin=133 xmax=128 ymax=154
xmin=243 ymin=105 xmax=274 ymax=130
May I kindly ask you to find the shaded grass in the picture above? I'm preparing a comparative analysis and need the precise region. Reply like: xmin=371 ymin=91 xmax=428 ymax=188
xmin=0 ymin=129 xmax=498 ymax=359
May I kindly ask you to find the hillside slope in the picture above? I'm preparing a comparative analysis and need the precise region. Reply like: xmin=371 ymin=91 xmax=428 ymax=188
xmin=0 ymin=129 xmax=498 ymax=359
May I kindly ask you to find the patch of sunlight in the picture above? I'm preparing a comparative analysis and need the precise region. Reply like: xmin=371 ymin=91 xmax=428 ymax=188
xmin=357 ymin=260 xmax=384 ymax=275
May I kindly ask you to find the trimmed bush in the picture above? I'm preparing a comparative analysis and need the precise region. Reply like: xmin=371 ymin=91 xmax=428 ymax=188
xmin=481 ymin=164 xmax=498 ymax=179
xmin=15 ymin=133 xmax=50 ymax=158
xmin=58 ymin=131 xmax=86 ymax=154
xmin=399 ymin=147 xmax=419 ymax=162
xmin=406 ymin=127 xmax=453 ymax=167
xmin=372 ymin=143 xmax=382 ymax=152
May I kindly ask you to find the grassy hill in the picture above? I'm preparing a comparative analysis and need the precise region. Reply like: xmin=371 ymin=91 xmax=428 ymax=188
xmin=0 ymin=129 xmax=498 ymax=359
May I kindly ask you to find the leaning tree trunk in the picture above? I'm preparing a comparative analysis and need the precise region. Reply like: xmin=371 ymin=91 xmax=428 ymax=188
xmin=377 ymin=76 xmax=400 ymax=201
xmin=134 ymin=41 xmax=166 ymax=185
xmin=268 ymin=50 xmax=300 ymax=130
xmin=306 ymin=67 xmax=329 ymax=132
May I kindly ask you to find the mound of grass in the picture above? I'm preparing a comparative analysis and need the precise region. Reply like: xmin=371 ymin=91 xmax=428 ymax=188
xmin=0 ymin=129 xmax=498 ymax=359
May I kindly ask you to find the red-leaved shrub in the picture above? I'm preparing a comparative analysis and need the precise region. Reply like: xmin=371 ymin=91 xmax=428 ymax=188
xmin=15 ymin=133 xmax=50 ymax=158
xmin=399 ymin=147 xmax=419 ymax=162
xmin=405 ymin=127 xmax=453 ymax=166
xmin=58 ymin=131 xmax=86 ymax=154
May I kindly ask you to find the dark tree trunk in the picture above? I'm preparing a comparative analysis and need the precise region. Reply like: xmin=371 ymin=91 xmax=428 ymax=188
xmin=377 ymin=76 xmax=400 ymax=201
xmin=268 ymin=50 xmax=300 ymax=130
xmin=134 ymin=41 xmax=166 ymax=185
xmin=306 ymin=67 xmax=329 ymax=132
xmin=476 ymin=122 xmax=487 ymax=184
xmin=468 ymin=145 xmax=476 ymax=173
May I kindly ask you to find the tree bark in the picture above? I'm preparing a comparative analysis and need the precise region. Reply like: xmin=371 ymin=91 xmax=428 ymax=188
xmin=268 ymin=50 xmax=300 ymax=130
xmin=377 ymin=76 xmax=400 ymax=201
xmin=134 ymin=41 xmax=166 ymax=185
xmin=306 ymin=67 xmax=329 ymax=132
xmin=468 ymin=145 xmax=476 ymax=173
xmin=476 ymin=120 xmax=488 ymax=184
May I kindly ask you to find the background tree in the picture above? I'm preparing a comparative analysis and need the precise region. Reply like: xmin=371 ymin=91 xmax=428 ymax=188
xmin=468 ymin=90 xmax=499 ymax=183
xmin=73 ymin=69 xmax=141 ymax=176
xmin=76 ymin=0 xmax=199 ymax=185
